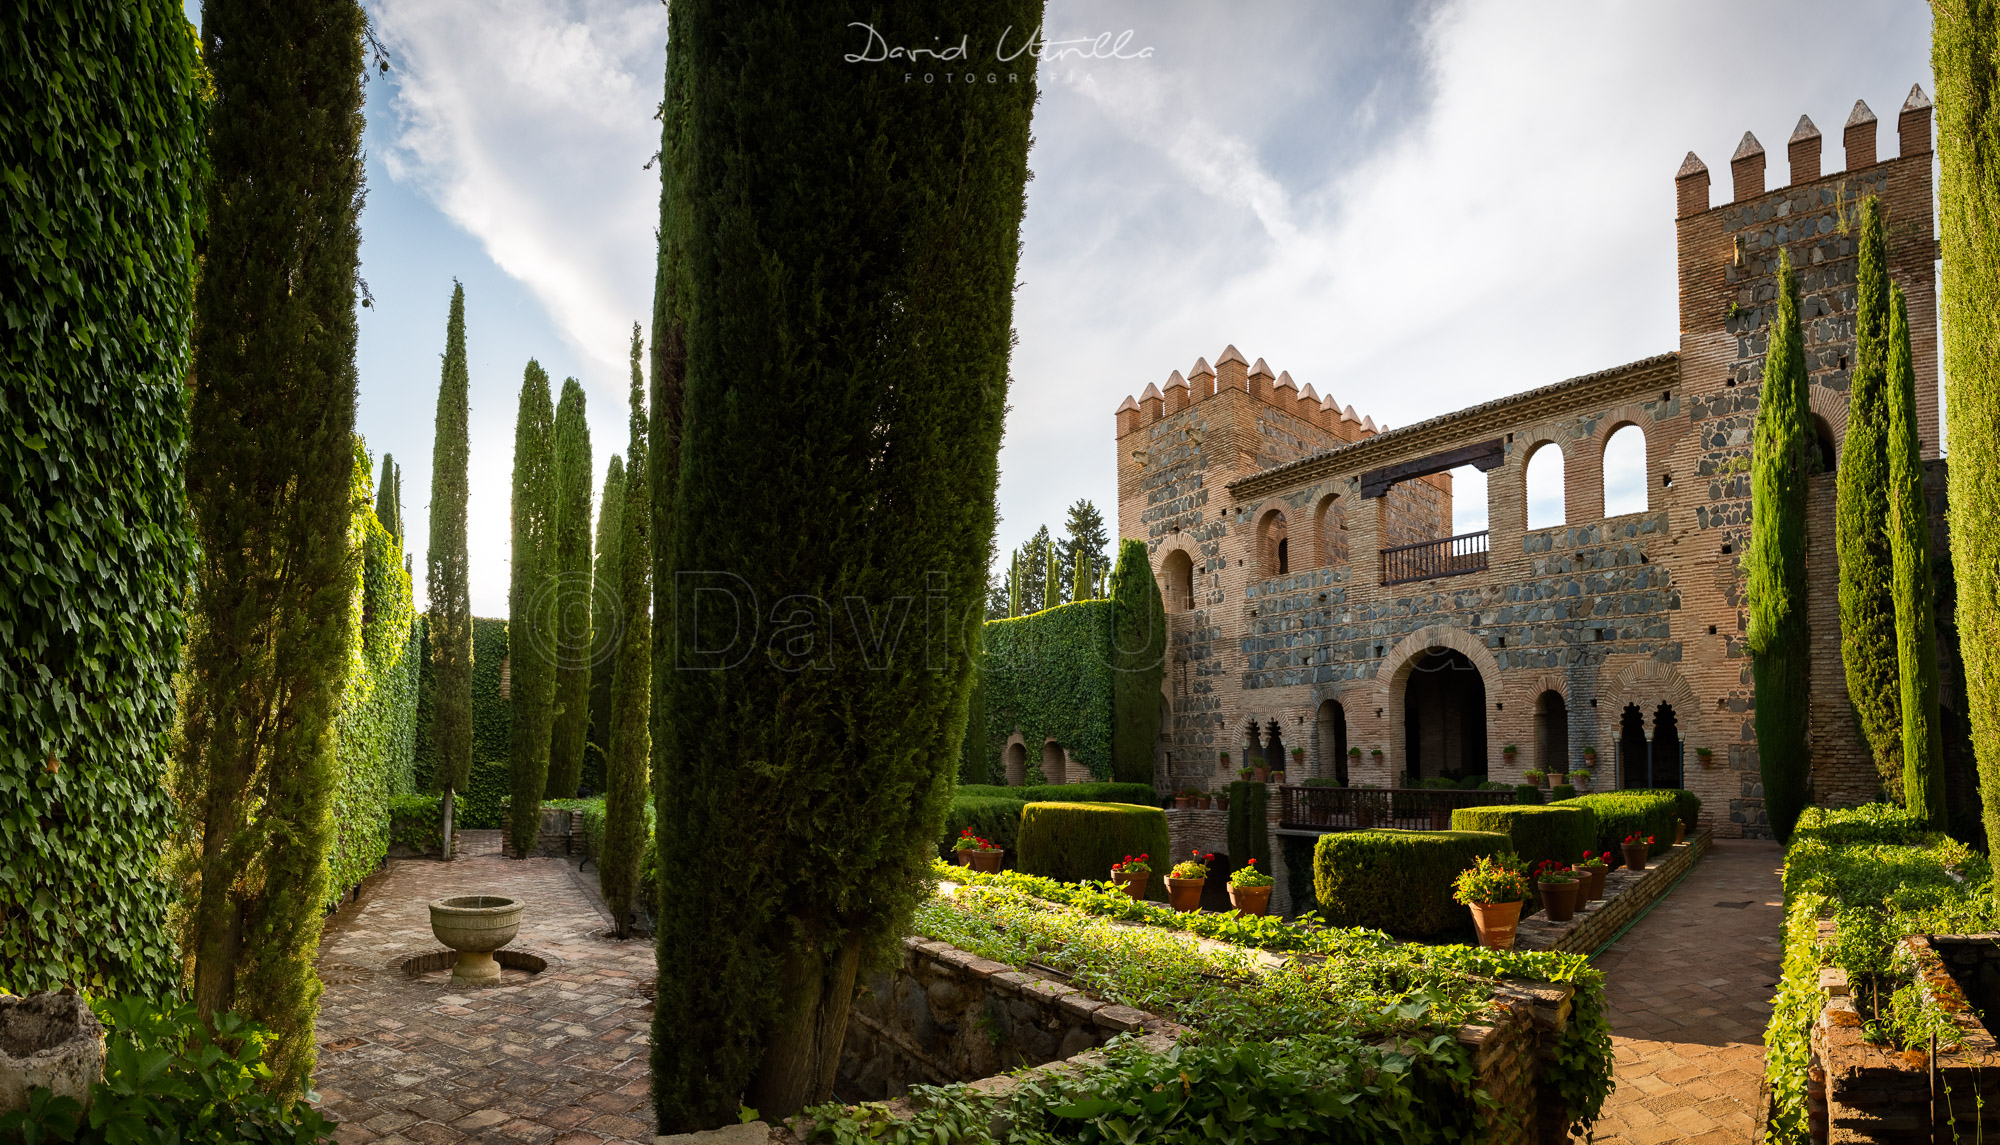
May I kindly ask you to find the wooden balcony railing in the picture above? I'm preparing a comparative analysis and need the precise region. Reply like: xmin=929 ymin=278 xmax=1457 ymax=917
xmin=1278 ymin=785 xmax=1517 ymax=832
xmin=1381 ymin=530 xmax=1489 ymax=586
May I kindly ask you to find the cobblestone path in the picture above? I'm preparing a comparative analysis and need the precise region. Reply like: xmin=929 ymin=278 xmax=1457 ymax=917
xmin=1589 ymin=837 xmax=1785 ymax=1145
xmin=313 ymin=831 xmax=657 ymax=1145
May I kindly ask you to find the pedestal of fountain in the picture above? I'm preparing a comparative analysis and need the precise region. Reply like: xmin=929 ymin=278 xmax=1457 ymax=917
xmin=428 ymin=895 xmax=523 ymax=987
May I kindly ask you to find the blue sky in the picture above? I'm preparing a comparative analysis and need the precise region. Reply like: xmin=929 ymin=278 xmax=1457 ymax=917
xmin=207 ymin=1 xmax=1935 ymax=614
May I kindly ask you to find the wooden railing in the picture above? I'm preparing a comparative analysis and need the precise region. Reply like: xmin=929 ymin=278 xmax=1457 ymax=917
xmin=1278 ymin=785 xmax=1517 ymax=832
xmin=1381 ymin=530 xmax=1489 ymax=586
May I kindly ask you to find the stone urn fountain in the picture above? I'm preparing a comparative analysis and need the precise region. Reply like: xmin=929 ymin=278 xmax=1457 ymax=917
xmin=0 ymin=993 xmax=105 ymax=1115
xmin=428 ymin=895 xmax=523 ymax=987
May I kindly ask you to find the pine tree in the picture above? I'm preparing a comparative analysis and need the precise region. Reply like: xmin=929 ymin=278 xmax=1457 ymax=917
xmin=1109 ymin=539 xmax=1167 ymax=785
xmin=427 ymin=283 xmax=474 ymax=850
xmin=1747 ymin=248 xmax=1813 ymax=844
xmin=602 ymin=326 xmax=650 ymax=938
xmin=1838 ymin=197 xmax=1903 ymax=795
xmin=1887 ymin=284 xmax=1947 ymax=825
xmin=588 ymin=455 xmax=626 ymax=771
xmin=508 ymin=362 xmax=558 ymax=858
xmin=179 ymin=0 xmax=365 ymax=1096
xmin=1935 ymin=0 xmax=2000 ymax=854
xmin=1061 ymin=498 xmax=1109 ymax=591
xmin=647 ymin=1 xmax=1040 ymax=1126
xmin=546 ymin=379 xmax=594 ymax=798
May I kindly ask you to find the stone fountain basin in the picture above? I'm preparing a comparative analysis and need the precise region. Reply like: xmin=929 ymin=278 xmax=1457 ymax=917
xmin=429 ymin=895 xmax=523 ymax=986
xmin=0 ymin=993 xmax=105 ymax=1115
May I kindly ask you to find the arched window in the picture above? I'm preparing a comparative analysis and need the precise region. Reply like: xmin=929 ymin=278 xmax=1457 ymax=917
xmin=1534 ymin=690 xmax=1568 ymax=773
xmin=1315 ymin=497 xmax=1349 ymax=565
xmin=1004 ymin=740 xmax=1027 ymax=786
xmin=1810 ymin=415 xmax=1839 ymax=475
xmin=1257 ymin=510 xmax=1289 ymax=578
xmin=1525 ymin=443 xmax=1566 ymax=530
xmin=1316 ymin=700 xmax=1348 ymax=785
xmin=1161 ymin=549 xmax=1195 ymax=612
xmin=1603 ymin=425 xmax=1648 ymax=517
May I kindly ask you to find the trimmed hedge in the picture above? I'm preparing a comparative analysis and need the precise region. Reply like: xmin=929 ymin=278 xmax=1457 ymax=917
xmin=1451 ymin=805 xmax=1598 ymax=873
xmin=454 ymin=757 xmax=510 ymax=830
xmin=977 ymin=601 xmax=1116 ymax=781
xmin=1514 ymin=785 xmax=1544 ymax=806
xmin=388 ymin=793 xmax=444 ymax=855
xmin=1621 ymin=788 xmax=1701 ymax=836
xmin=1017 ymin=802 xmax=1170 ymax=901
xmin=941 ymin=795 xmax=1027 ymax=861
xmin=1556 ymin=792 xmax=1680 ymax=858
xmin=959 ymin=782 xmax=1156 ymax=805
xmin=1549 ymin=783 xmax=1577 ymax=802
xmin=1312 ymin=829 xmax=1514 ymax=939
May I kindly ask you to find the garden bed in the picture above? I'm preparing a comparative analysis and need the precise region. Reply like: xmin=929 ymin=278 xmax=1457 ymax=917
xmin=1514 ymin=829 xmax=1711 ymax=954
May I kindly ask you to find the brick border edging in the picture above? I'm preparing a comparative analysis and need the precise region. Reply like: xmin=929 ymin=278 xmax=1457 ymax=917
xmin=1515 ymin=829 xmax=1712 ymax=955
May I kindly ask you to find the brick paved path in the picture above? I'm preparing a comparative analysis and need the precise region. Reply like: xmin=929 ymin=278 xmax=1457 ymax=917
xmin=312 ymin=831 xmax=657 ymax=1145
xmin=1589 ymin=837 xmax=1785 ymax=1145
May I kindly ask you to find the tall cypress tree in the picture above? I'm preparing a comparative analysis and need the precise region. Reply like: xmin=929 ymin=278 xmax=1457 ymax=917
xmin=180 ymin=0 xmax=365 ymax=1096
xmin=374 ymin=453 xmax=402 ymax=545
xmin=427 ymin=283 xmax=474 ymax=851
xmin=1838 ymin=197 xmax=1902 ymax=795
xmin=1935 ymin=0 xmax=2000 ymax=853
xmin=648 ymin=2 xmax=1041 ymax=1126
xmin=1110 ymin=538 xmax=1167 ymax=785
xmin=1747 ymin=248 xmax=1813 ymax=844
xmin=588 ymin=454 xmax=626 ymax=770
xmin=508 ymin=362 xmax=558 ymax=858
xmin=603 ymin=326 xmax=650 ymax=938
xmin=546 ymin=378 xmax=594 ymax=798
xmin=1887 ymin=285 xmax=1947 ymax=825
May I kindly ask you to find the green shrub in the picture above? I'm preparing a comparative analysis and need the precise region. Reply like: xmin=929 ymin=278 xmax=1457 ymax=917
xmin=1556 ymin=792 xmax=1680 ymax=857
xmin=1789 ymin=802 xmax=1930 ymax=847
xmin=1227 ymin=780 xmax=1269 ymax=871
xmin=1622 ymin=788 xmax=1702 ymax=835
xmin=958 ymin=782 xmax=1157 ymax=805
xmin=387 ymin=793 xmax=444 ymax=855
xmin=1017 ymin=802 xmax=1170 ymax=901
xmin=942 ymin=795 xmax=1028 ymax=860
xmin=1549 ymin=783 xmax=1577 ymax=802
xmin=1313 ymin=830 xmax=1513 ymax=939
xmin=1450 ymin=805 xmax=1598 ymax=873
xmin=1514 ymin=784 xmax=1544 ymax=806
xmin=455 ymin=757 xmax=510 ymax=829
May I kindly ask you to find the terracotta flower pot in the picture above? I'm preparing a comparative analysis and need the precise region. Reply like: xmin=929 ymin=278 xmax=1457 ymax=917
xmin=1538 ymin=878 xmax=1579 ymax=923
xmin=956 ymin=848 xmax=1002 ymax=873
xmin=1621 ymin=843 xmax=1650 ymax=872
xmin=1228 ymin=884 xmax=1272 ymax=917
xmin=1468 ymin=900 xmax=1523 ymax=949
xmin=1167 ymin=877 xmax=1205 ymax=912
xmin=1548 ymin=772 xmax=1568 ymax=787
xmin=1252 ymin=766 xmax=1269 ymax=782
xmin=1579 ymin=865 xmax=1606 ymax=901
xmin=1675 ymin=821 xmax=1686 ymax=845
xmin=1174 ymin=795 xmax=1192 ymax=810
xmin=1112 ymin=871 xmax=1149 ymax=900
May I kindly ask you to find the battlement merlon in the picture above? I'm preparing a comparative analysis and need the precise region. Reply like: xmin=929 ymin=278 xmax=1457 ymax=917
xmin=1676 ymin=86 xmax=1932 ymax=218
xmin=1112 ymin=348 xmax=1388 ymax=442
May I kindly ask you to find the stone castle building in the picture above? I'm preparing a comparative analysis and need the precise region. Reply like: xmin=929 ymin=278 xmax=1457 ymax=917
xmin=1115 ymin=86 xmax=1949 ymax=838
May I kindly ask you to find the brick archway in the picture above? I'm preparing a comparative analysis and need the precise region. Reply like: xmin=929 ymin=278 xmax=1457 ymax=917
xmin=1594 ymin=660 xmax=1703 ymax=787
xmin=1378 ymin=625 xmax=1503 ymax=783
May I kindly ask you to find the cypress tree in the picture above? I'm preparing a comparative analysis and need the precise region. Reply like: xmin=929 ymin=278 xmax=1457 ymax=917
xmin=647 ymin=2 xmax=1040 ymax=1126
xmin=427 ymin=283 xmax=474 ymax=853
xmin=603 ymin=326 xmax=650 ymax=938
xmin=1887 ymin=285 xmax=1947 ymax=825
xmin=1747 ymin=248 xmax=1813 ymax=844
xmin=374 ymin=453 xmax=402 ymax=545
xmin=508 ymin=362 xmax=558 ymax=858
xmin=546 ymin=378 xmax=594 ymax=798
xmin=1935 ymin=0 xmax=2000 ymax=854
xmin=1046 ymin=536 xmax=1062 ymax=609
xmin=180 ymin=0 xmax=366 ymax=1096
xmin=3 ymin=0 xmax=203 ymax=997
xmin=1838 ymin=197 xmax=1903 ymax=795
xmin=588 ymin=454 xmax=626 ymax=770
xmin=1110 ymin=539 xmax=1167 ymax=785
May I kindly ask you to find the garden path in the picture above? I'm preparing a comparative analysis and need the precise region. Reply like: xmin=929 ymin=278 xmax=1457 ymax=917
xmin=311 ymin=831 xmax=657 ymax=1145
xmin=1588 ymin=837 xmax=1784 ymax=1145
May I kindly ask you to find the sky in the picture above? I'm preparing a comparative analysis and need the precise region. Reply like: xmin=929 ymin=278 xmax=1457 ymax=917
xmin=310 ymin=0 xmax=1936 ymax=615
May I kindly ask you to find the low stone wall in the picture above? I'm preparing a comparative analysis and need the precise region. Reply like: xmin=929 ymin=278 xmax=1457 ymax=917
xmin=1515 ymin=830 xmax=1711 ymax=954
xmin=1810 ymin=932 xmax=2000 ymax=1143
xmin=497 ymin=808 xmax=575 ymax=858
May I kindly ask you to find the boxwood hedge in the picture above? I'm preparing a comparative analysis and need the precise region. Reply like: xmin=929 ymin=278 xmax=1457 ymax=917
xmin=1451 ymin=805 xmax=1598 ymax=873
xmin=941 ymin=795 xmax=1029 ymax=861
xmin=1556 ymin=792 xmax=1681 ymax=858
xmin=1312 ymin=829 xmax=1513 ymax=939
xmin=957 ymin=782 xmax=1156 ymax=805
xmin=1017 ymin=802 xmax=1170 ymax=901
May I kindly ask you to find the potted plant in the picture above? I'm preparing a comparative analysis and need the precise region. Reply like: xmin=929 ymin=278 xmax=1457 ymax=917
xmin=1196 ymin=790 xmax=1212 ymax=810
xmin=1168 ymin=851 xmax=1213 ymax=912
xmin=1348 ymin=746 xmax=1363 ymax=765
xmin=1697 ymin=747 xmax=1716 ymax=769
xmin=1214 ymin=791 xmax=1229 ymax=811
xmin=1453 ymin=854 xmax=1529 ymax=949
xmin=1574 ymin=852 xmax=1608 ymax=901
xmin=1502 ymin=744 xmax=1519 ymax=763
xmin=1621 ymin=833 xmax=1653 ymax=872
xmin=1534 ymin=860 xmax=1580 ymax=923
xmin=1237 ymin=767 xmax=1253 ymax=781
xmin=1219 ymin=750 xmax=1232 ymax=770
xmin=1547 ymin=767 xmax=1569 ymax=787
xmin=1522 ymin=769 xmax=1547 ymax=788
xmin=952 ymin=829 xmax=1003 ymax=873
xmin=1291 ymin=747 xmax=1306 ymax=772
xmin=1370 ymin=747 xmax=1385 ymax=763
xmin=1251 ymin=759 xmax=1270 ymax=783
xmin=1227 ymin=857 xmax=1274 ymax=917
xmin=1673 ymin=816 xmax=1686 ymax=845
xmin=1569 ymin=766 xmax=1592 ymax=791
xmin=1581 ymin=745 xmax=1598 ymax=765
xmin=1270 ymin=769 xmax=1286 ymax=784
xmin=1110 ymin=853 xmax=1152 ymax=900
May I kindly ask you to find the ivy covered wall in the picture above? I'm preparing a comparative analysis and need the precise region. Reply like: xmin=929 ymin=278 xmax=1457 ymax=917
xmin=974 ymin=600 xmax=1117 ymax=784
xmin=411 ymin=614 xmax=511 ymax=824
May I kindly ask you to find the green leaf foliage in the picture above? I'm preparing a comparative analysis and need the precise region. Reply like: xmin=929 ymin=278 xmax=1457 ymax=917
xmin=587 ymin=453 xmax=625 ymax=781
xmin=1554 ymin=791 xmax=1683 ymax=858
xmin=1109 ymin=538 xmax=1166 ymax=784
xmin=1933 ymin=1 xmax=2000 ymax=856
xmin=940 ymin=787 xmax=1157 ymax=861
xmin=940 ymin=796 xmax=1029 ymax=861
xmin=601 ymin=326 xmax=651 ymax=937
xmin=977 ymin=601 xmax=1117 ymax=781
xmin=386 ymin=793 xmax=445 ymax=856
xmin=957 ymin=782 xmax=1157 ymax=805
xmin=546 ymin=378 xmax=594 ymax=799
xmin=425 ymin=283 xmax=474 ymax=797
xmin=1450 ymin=804 xmax=1597 ymax=875
xmin=508 ymin=362 xmax=558 ymax=858
xmin=0 ymin=0 xmax=203 ymax=998
xmin=646 ymin=0 xmax=1041 ymax=1125
xmin=413 ymin=619 xmax=511 ymax=807
xmin=1226 ymin=780 xmax=1270 ymax=872
xmin=1312 ymin=829 xmax=1513 ymax=939
xmin=1888 ymin=283 xmax=1947 ymax=827
xmin=1747 ymin=247 xmax=1813 ymax=843
xmin=373 ymin=454 xmax=402 ymax=546
xmin=1838 ymin=198 xmax=1902 ymax=793
xmin=1016 ymin=802 xmax=1170 ymax=901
